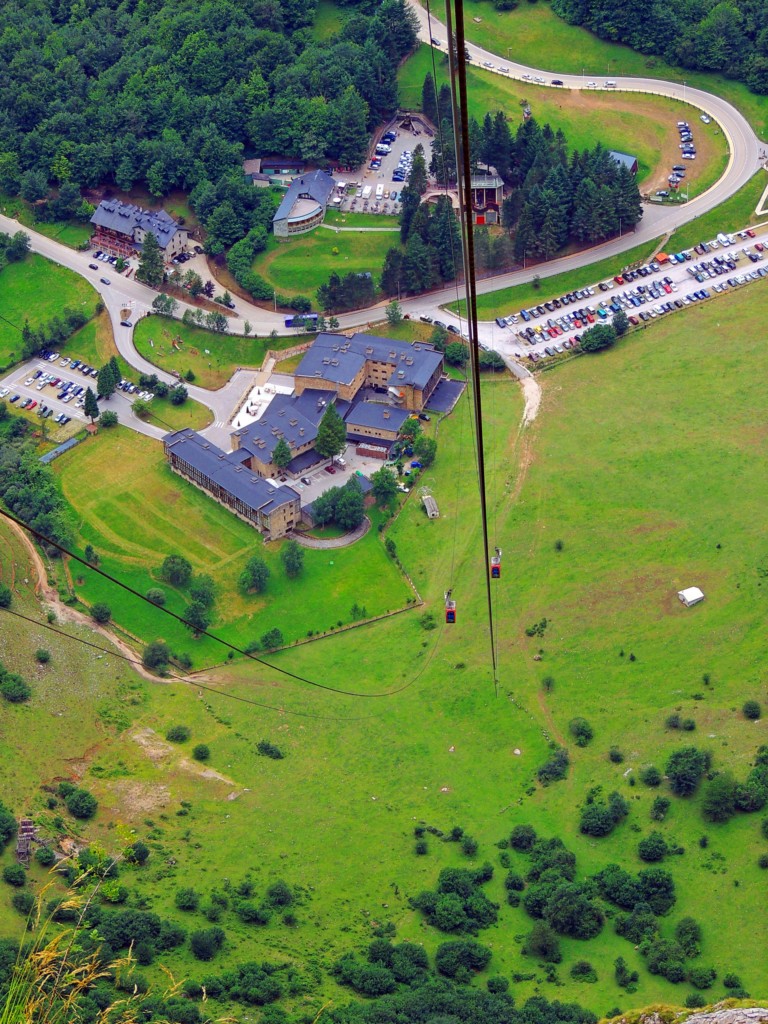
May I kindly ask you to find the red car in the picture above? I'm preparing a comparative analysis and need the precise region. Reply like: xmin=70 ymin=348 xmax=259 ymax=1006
xmin=614 ymin=275 xmax=624 ymax=284
xmin=755 ymin=241 xmax=765 ymax=252
xmin=586 ymin=313 xmax=595 ymax=323
xmin=324 ymin=465 xmax=336 ymax=474
xmin=746 ymin=228 xmax=756 ymax=238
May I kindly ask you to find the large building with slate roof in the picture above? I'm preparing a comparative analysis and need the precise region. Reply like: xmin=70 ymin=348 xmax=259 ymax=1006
xmin=294 ymin=332 xmax=443 ymax=411
xmin=163 ymin=429 xmax=300 ymax=538
xmin=90 ymin=200 xmax=189 ymax=258
xmin=272 ymin=169 xmax=336 ymax=238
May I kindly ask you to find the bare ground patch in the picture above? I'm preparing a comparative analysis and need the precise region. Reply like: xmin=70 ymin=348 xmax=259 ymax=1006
xmin=130 ymin=727 xmax=174 ymax=761
xmin=110 ymin=779 xmax=171 ymax=815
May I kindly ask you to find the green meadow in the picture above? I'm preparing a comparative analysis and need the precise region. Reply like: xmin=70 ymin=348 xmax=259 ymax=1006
xmin=1 ymin=280 xmax=767 ymax=1015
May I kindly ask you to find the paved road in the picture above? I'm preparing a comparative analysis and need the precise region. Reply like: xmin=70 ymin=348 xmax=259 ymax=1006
xmin=402 ymin=1 xmax=765 ymax=314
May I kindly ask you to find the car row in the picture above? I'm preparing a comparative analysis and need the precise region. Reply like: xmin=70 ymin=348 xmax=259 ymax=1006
xmin=677 ymin=120 xmax=697 ymax=162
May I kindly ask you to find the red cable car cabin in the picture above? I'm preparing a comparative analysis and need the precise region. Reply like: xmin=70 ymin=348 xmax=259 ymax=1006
xmin=445 ymin=590 xmax=457 ymax=624
xmin=491 ymin=548 xmax=502 ymax=579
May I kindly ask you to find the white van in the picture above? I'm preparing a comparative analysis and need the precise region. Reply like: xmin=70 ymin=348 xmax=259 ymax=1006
xmin=717 ymin=232 xmax=733 ymax=247
xmin=375 ymin=184 xmax=384 ymax=200
xmin=362 ymin=185 xmax=372 ymax=200
xmin=605 ymin=79 xmax=617 ymax=88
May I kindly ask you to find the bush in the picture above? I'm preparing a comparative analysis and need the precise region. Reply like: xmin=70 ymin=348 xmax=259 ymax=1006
xmin=35 ymin=648 xmax=51 ymax=664
xmin=580 ymin=805 xmax=616 ymax=837
xmin=570 ymin=960 xmax=597 ymax=982
xmin=35 ymin=846 xmax=56 ymax=867
xmin=12 ymin=890 xmax=35 ymax=915
xmin=100 ymin=410 xmax=118 ymax=427
xmin=487 ymin=976 xmax=509 ymax=994
xmin=758 ymin=853 xmax=768 ymax=869
xmin=675 ymin=917 xmax=702 ymax=957
xmin=743 ymin=700 xmax=761 ymax=720
xmin=569 ymin=717 xmax=594 ymax=747
xmin=666 ymin=746 xmax=709 ymax=797
xmin=160 ymin=554 xmax=193 ymax=587
xmin=3 ymin=864 xmax=26 ymax=887
xmin=415 ymin=839 xmax=428 ymax=855
xmin=90 ymin=602 xmax=111 ymax=624
xmin=257 ymin=740 xmax=284 ymax=759
xmin=637 ymin=867 xmax=676 ymax=914
xmin=638 ymin=832 xmax=668 ymax=862
xmin=175 ymin=887 xmax=200 ymax=911
xmin=723 ymin=972 xmax=743 ymax=989
xmin=510 ymin=825 xmax=537 ymax=851
xmin=522 ymin=921 xmax=561 ymax=963
xmin=143 ymin=641 xmax=171 ymax=672
xmin=609 ymin=746 xmax=624 ymax=763
xmin=65 ymin=788 xmax=97 ymax=819
xmin=685 ymin=993 xmax=707 ymax=1009
xmin=0 ymin=585 xmax=12 ymax=608
xmin=266 ymin=881 xmax=293 ymax=907
xmin=461 ymin=835 xmax=478 ymax=857
xmin=192 ymin=744 xmax=210 ymax=762
xmin=650 ymin=796 xmax=671 ymax=821
xmin=166 ymin=725 xmax=191 ymax=743
xmin=146 ymin=588 xmax=166 ymax=606
xmin=1 ymin=673 xmax=32 ymax=702
xmin=435 ymin=939 xmax=492 ymax=978
xmin=190 ymin=927 xmax=225 ymax=961
xmin=702 ymin=772 xmax=737 ymax=822
xmin=688 ymin=965 xmax=717 ymax=989
xmin=537 ymin=748 xmax=569 ymax=784
xmin=641 ymin=765 xmax=662 ymax=787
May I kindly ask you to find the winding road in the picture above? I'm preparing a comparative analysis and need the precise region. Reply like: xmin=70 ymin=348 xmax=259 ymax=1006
xmin=1 ymin=13 xmax=765 ymax=429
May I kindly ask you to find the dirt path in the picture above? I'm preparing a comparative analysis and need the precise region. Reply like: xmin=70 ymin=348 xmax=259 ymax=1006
xmin=521 ymin=375 xmax=541 ymax=426
xmin=4 ymin=519 xmax=172 ymax=685
xmin=536 ymin=689 xmax=566 ymax=746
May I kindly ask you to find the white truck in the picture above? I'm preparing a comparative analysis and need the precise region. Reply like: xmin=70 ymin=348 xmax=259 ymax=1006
xmin=375 ymin=184 xmax=384 ymax=200
xmin=362 ymin=185 xmax=372 ymax=200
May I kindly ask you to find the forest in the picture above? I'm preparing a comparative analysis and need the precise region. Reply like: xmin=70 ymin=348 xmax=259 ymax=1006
xmin=0 ymin=0 xmax=417 ymax=250
xmin=551 ymin=0 xmax=768 ymax=93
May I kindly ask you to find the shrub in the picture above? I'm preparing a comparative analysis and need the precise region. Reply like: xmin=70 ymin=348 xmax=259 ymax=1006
xmin=125 ymin=841 xmax=150 ymax=865
xmin=190 ymin=927 xmax=225 ymax=961
xmin=166 ymin=725 xmax=191 ymax=743
xmin=1 ymin=673 xmax=32 ymax=702
xmin=569 ymin=717 xmax=594 ymax=747
xmin=758 ymin=853 xmax=768 ymax=869
xmin=666 ymin=746 xmax=709 ymax=797
xmin=505 ymin=871 xmax=525 ymax=892
xmin=35 ymin=846 xmax=56 ymax=867
xmin=146 ymin=588 xmax=166 ymax=606
xmin=266 ymin=881 xmax=293 ymax=907
xmin=580 ymin=805 xmax=616 ymax=837
xmin=11 ymin=890 xmax=34 ymax=915
xmin=537 ymin=748 xmax=569 ymax=784
xmin=702 ymin=772 xmax=737 ymax=822
xmin=192 ymin=744 xmax=210 ymax=762
xmin=0 ymin=584 xmax=12 ymax=608
xmin=100 ymin=410 xmax=118 ymax=427
xmin=615 ymin=955 xmax=639 ymax=990
xmin=90 ymin=602 xmax=111 ymax=624
xmin=641 ymin=765 xmax=662 ymax=787
xmin=257 ymin=741 xmax=284 ymax=759
xmin=461 ymin=835 xmax=478 ymax=857
xmin=487 ymin=976 xmax=509 ymax=994
xmin=723 ymin=972 xmax=743 ymax=989
xmin=3 ymin=864 xmax=26 ymax=887
xmin=637 ymin=867 xmax=676 ymax=914
xmin=609 ymin=746 xmax=624 ymax=763
xmin=35 ymin=648 xmax=51 ymax=664
xmin=522 ymin=921 xmax=561 ymax=962
xmin=510 ymin=825 xmax=537 ymax=851
xmin=743 ymin=700 xmax=761 ymax=720
xmin=650 ymin=796 xmax=671 ymax=821
xmin=143 ymin=641 xmax=171 ymax=672
xmin=666 ymin=713 xmax=681 ymax=730
xmin=675 ymin=917 xmax=702 ymax=957
xmin=175 ymin=887 xmax=200 ymax=911
xmin=65 ymin=788 xmax=97 ymax=819
xmin=160 ymin=554 xmax=193 ymax=587
xmin=435 ymin=939 xmax=492 ymax=978
xmin=544 ymin=882 xmax=604 ymax=939
xmin=685 ymin=994 xmax=707 ymax=1008
xmin=570 ymin=960 xmax=597 ymax=982
xmin=638 ymin=832 xmax=669 ymax=863
xmin=688 ymin=965 xmax=717 ymax=989
xmin=415 ymin=839 xmax=428 ymax=855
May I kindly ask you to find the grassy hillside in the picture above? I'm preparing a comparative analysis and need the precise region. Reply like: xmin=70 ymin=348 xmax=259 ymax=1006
xmin=1 ymin=282 xmax=767 ymax=1016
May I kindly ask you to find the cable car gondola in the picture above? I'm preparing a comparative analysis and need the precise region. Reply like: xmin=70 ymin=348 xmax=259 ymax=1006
xmin=445 ymin=589 xmax=457 ymax=624
xmin=491 ymin=547 xmax=501 ymax=579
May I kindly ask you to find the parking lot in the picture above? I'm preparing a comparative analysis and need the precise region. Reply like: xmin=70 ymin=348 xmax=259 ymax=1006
xmin=332 ymin=122 xmax=434 ymax=217
xmin=486 ymin=227 xmax=768 ymax=363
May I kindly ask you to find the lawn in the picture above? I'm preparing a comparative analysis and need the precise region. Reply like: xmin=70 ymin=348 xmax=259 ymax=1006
xmin=132 ymin=317 xmax=305 ymax=390
xmin=398 ymin=46 xmax=727 ymax=193
xmin=666 ymin=170 xmax=768 ymax=251
xmin=251 ymin=229 xmax=396 ymax=298
xmin=313 ymin=0 xmax=345 ymax=40
xmin=452 ymin=0 xmax=768 ymax=139
xmin=0 ymin=254 xmax=100 ymax=370
xmin=324 ymin=209 xmax=400 ymax=229
xmin=3 ymin=285 xmax=768 ymax=1014
xmin=52 ymin=428 xmax=413 ymax=663
xmin=449 ymin=237 xmax=661 ymax=319
xmin=0 ymin=192 xmax=92 ymax=248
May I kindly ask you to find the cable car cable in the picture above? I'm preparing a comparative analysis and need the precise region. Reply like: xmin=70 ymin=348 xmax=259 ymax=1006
xmin=442 ymin=0 xmax=499 ymax=692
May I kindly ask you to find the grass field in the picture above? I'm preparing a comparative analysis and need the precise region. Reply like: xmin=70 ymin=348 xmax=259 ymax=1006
xmin=398 ymin=46 xmax=727 ymax=194
xmin=251 ymin=230 xmax=395 ymax=298
xmin=0 ymin=255 xmax=100 ymax=369
xmin=52 ymin=428 xmax=413 ymax=661
xmin=449 ymin=237 xmax=660 ymax=319
xmin=3 ymin=283 xmax=768 ymax=1014
xmin=0 ymin=192 xmax=92 ymax=249
xmin=313 ymin=0 xmax=345 ymax=40
xmin=131 ymin=317 xmax=305 ymax=390
xmin=449 ymin=0 xmax=768 ymax=139
xmin=324 ymin=210 xmax=400 ymax=229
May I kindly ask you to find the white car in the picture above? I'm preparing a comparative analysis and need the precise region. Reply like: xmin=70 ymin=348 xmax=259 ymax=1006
xmin=498 ymin=66 xmax=510 ymax=73
xmin=0 ymin=387 xmax=9 ymax=398
xmin=483 ymin=61 xmax=494 ymax=68
xmin=586 ymin=81 xmax=597 ymax=88
xmin=700 ymin=114 xmax=711 ymax=124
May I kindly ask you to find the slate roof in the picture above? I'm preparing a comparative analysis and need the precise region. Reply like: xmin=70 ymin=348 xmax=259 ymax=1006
xmin=295 ymin=332 xmax=443 ymax=393
xmin=90 ymin=200 xmax=185 ymax=250
xmin=273 ymin=169 xmax=336 ymax=224
xmin=163 ymin=430 xmax=299 ymax=514
xmin=609 ymin=150 xmax=638 ymax=171
xmin=344 ymin=400 xmax=409 ymax=432
xmin=230 ymin=389 xmax=338 ymax=461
